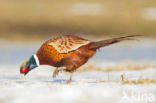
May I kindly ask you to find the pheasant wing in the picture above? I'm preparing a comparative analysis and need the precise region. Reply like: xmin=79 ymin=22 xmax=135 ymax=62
xmin=48 ymin=35 xmax=91 ymax=53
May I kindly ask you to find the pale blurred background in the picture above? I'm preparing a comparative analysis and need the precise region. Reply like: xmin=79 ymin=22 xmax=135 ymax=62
xmin=0 ymin=0 xmax=156 ymax=40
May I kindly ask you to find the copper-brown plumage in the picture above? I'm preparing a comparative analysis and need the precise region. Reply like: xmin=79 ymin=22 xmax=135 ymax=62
xmin=20 ymin=35 xmax=141 ymax=83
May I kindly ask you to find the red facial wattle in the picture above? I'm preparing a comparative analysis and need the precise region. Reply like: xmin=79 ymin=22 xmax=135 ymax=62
xmin=21 ymin=66 xmax=28 ymax=73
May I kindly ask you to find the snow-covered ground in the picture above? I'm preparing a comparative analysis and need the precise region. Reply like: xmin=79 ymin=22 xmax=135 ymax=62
xmin=0 ymin=38 xmax=156 ymax=103
xmin=0 ymin=64 xmax=156 ymax=103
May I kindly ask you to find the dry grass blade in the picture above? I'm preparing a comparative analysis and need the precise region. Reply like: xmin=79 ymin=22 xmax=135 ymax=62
xmin=78 ymin=63 xmax=156 ymax=72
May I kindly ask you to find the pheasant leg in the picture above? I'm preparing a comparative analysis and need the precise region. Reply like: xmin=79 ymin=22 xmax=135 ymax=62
xmin=67 ymin=73 xmax=73 ymax=84
xmin=53 ymin=67 xmax=66 ymax=78
xmin=53 ymin=68 xmax=59 ymax=78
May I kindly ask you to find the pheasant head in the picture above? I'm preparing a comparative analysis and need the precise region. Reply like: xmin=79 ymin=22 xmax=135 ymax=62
xmin=20 ymin=54 xmax=39 ymax=78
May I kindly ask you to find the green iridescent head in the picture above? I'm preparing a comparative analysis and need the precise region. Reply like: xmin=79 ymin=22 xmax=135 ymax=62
xmin=20 ymin=55 xmax=39 ymax=78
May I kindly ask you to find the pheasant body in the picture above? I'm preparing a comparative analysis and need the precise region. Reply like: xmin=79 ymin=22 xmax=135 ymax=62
xmin=37 ymin=42 xmax=73 ymax=67
xmin=36 ymin=35 xmax=95 ymax=72
xmin=20 ymin=35 xmax=140 ymax=83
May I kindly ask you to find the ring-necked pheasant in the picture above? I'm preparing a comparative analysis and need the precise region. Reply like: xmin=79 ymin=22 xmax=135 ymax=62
xmin=20 ymin=35 xmax=140 ymax=83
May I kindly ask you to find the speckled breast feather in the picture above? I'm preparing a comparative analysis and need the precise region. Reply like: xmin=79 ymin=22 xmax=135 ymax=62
xmin=48 ymin=35 xmax=91 ymax=53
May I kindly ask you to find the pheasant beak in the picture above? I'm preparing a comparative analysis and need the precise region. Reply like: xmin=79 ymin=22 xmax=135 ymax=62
xmin=21 ymin=74 xmax=25 ymax=79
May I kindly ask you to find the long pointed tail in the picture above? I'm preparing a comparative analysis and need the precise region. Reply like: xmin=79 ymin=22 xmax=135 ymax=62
xmin=89 ymin=35 xmax=142 ymax=49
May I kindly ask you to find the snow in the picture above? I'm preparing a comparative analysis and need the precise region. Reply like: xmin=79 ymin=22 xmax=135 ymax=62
xmin=0 ymin=64 xmax=156 ymax=103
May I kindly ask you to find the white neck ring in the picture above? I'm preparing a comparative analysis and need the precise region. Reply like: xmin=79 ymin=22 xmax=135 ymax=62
xmin=34 ymin=54 xmax=40 ymax=66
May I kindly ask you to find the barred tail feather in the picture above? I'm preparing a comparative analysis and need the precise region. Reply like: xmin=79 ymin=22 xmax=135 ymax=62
xmin=89 ymin=35 xmax=142 ymax=49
